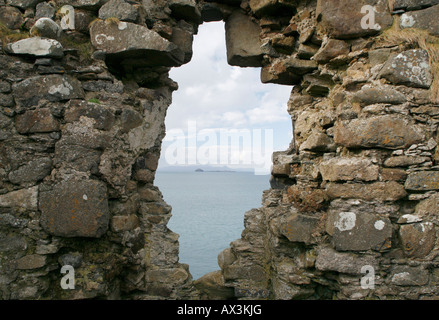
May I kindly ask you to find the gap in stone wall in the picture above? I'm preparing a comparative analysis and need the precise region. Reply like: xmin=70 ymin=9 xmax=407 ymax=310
xmin=155 ymin=21 xmax=292 ymax=280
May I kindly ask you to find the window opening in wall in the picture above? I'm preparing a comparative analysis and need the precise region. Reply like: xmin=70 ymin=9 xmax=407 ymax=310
xmin=155 ymin=21 xmax=292 ymax=280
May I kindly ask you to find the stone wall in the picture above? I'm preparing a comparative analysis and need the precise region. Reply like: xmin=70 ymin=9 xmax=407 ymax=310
xmin=1 ymin=0 xmax=439 ymax=300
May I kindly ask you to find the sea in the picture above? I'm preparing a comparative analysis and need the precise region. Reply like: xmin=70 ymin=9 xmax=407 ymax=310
xmin=154 ymin=170 xmax=270 ymax=280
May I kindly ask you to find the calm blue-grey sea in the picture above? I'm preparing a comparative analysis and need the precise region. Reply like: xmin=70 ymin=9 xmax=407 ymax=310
xmin=154 ymin=171 xmax=270 ymax=280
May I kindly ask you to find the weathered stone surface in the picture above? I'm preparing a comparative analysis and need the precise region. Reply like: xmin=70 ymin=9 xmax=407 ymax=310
xmin=313 ymin=39 xmax=350 ymax=64
xmin=334 ymin=116 xmax=424 ymax=149
xmin=15 ymin=108 xmax=60 ymax=134
xmin=35 ymin=2 xmax=56 ymax=19
xmin=379 ymin=49 xmax=432 ymax=88
xmin=249 ymin=0 xmax=297 ymax=17
xmin=12 ymin=75 xmax=84 ymax=107
xmin=90 ymin=20 xmax=184 ymax=67
xmin=6 ymin=0 xmax=43 ymax=9
xmin=8 ymin=157 xmax=52 ymax=185
xmin=380 ymin=168 xmax=407 ymax=181
xmin=319 ymin=157 xmax=379 ymax=182
xmin=225 ymin=11 xmax=263 ymax=67
xmin=400 ymin=4 xmax=439 ymax=36
xmin=169 ymin=0 xmax=202 ymax=23
xmin=98 ymin=0 xmax=138 ymax=22
xmin=0 ymin=6 xmax=23 ymax=29
xmin=0 ymin=186 xmax=38 ymax=211
xmin=170 ymin=26 xmax=194 ymax=64
xmin=281 ymin=213 xmax=320 ymax=244
xmin=399 ymin=222 xmax=435 ymax=258
xmin=329 ymin=211 xmax=392 ymax=251
xmin=384 ymin=155 xmax=429 ymax=167
xmin=391 ymin=266 xmax=429 ymax=286
xmin=350 ymin=86 xmax=407 ymax=106
xmin=39 ymin=178 xmax=110 ymax=238
xmin=64 ymin=100 xmax=115 ymax=131
xmin=415 ymin=193 xmax=439 ymax=219
xmin=315 ymin=246 xmax=377 ymax=274
xmin=316 ymin=0 xmax=393 ymax=39
xmin=30 ymin=18 xmax=62 ymax=39
xmin=15 ymin=254 xmax=46 ymax=270
xmin=326 ymin=181 xmax=407 ymax=201
xmin=5 ymin=37 xmax=63 ymax=59
xmin=111 ymin=215 xmax=139 ymax=232
xmin=299 ymin=131 xmax=336 ymax=152
xmin=194 ymin=270 xmax=235 ymax=300
xmin=393 ymin=0 xmax=439 ymax=11
xmin=405 ymin=171 xmax=439 ymax=190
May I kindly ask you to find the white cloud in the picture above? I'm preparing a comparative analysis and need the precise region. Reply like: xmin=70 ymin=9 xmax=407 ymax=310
xmin=162 ymin=21 xmax=293 ymax=168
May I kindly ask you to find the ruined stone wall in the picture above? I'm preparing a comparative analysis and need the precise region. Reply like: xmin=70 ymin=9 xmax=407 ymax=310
xmin=1 ymin=0 xmax=439 ymax=300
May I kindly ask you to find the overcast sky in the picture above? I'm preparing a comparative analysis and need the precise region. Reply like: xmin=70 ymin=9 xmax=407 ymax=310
xmin=159 ymin=21 xmax=293 ymax=173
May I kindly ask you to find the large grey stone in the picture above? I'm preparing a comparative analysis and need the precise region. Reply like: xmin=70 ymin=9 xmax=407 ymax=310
xmin=405 ymin=171 xmax=439 ymax=190
xmin=351 ymin=86 xmax=407 ymax=106
xmin=379 ymin=49 xmax=432 ymax=88
xmin=0 ymin=6 xmax=23 ymax=29
xmin=12 ymin=75 xmax=84 ymax=107
xmin=399 ymin=222 xmax=435 ymax=258
xmin=5 ymin=37 xmax=63 ymax=58
xmin=225 ymin=11 xmax=264 ymax=68
xmin=8 ymin=157 xmax=52 ymax=186
xmin=98 ymin=0 xmax=139 ymax=22
xmin=393 ymin=0 xmax=439 ymax=10
xmin=30 ymin=18 xmax=61 ymax=39
xmin=249 ymin=0 xmax=297 ymax=17
xmin=329 ymin=211 xmax=392 ymax=251
xmin=0 ymin=186 xmax=38 ymax=211
xmin=390 ymin=266 xmax=429 ymax=286
xmin=15 ymin=108 xmax=60 ymax=134
xmin=169 ymin=0 xmax=202 ymax=23
xmin=39 ymin=178 xmax=110 ymax=238
xmin=281 ymin=213 xmax=320 ymax=244
xmin=315 ymin=246 xmax=377 ymax=274
xmin=319 ymin=157 xmax=379 ymax=182
xmin=316 ymin=0 xmax=393 ymax=39
xmin=334 ymin=116 xmax=424 ymax=149
xmin=400 ymin=4 xmax=439 ymax=36
xmin=90 ymin=19 xmax=184 ymax=67
xmin=6 ymin=0 xmax=44 ymax=9
xmin=326 ymin=181 xmax=407 ymax=202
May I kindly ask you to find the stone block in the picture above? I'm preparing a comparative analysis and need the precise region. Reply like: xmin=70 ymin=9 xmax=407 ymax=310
xmin=281 ymin=213 xmax=320 ymax=244
xmin=379 ymin=49 xmax=432 ymax=88
xmin=169 ymin=0 xmax=202 ymax=23
xmin=350 ymin=86 xmax=407 ymax=106
xmin=15 ymin=254 xmax=46 ymax=270
xmin=299 ymin=131 xmax=336 ymax=152
xmin=329 ymin=211 xmax=392 ymax=251
xmin=15 ymin=108 xmax=60 ymax=134
xmin=326 ymin=181 xmax=407 ymax=201
xmin=249 ymin=0 xmax=297 ymax=17
xmin=316 ymin=0 xmax=392 ymax=39
xmin=384 ymin=155 xmax=429 ymax=167
xmin=12 ymin=75 xmax=84 ymax=108
xmin=313 ymin=39 xmax=350 ymax=64
xmin=393 ymin=0 xmax=439 ymax=11
xmin=0 ymin=6 xmax=23 ymax=29
xmin=64 ymin=100 xmax=115 ymax=131
xmin=98 ymin=0 xmax=139 ymax=22
xmin=391 ymin=266 xmax=429 ymax=286
xmin=334 ymin=116 xmax=424 ymax=149
xmin=225 ymin=11 xmax=264 ymax=67
xmin=90 ymin=20 xmax=184 ymax=67
xmin=400 ymin=4 xmax=439 ymax=36
xmin=5 ymin=37 xmax=63 ymax=58
xmin=315 ymin=246 xmax=377 ymax=274
xmin=405 ymin=171 xmax=439 ymax=190
xmin=399 ymin=222 xmax=435 ymax=258
xmin=111 ymin=215 xmax=139 ymax=232
xmin=8 ymin=157 xmax=52 ymax=186
xmin=0 ymin=186 xmax=38 ymax=211
xmin=319 ymin=157 xmax=379 ymax=182
xmin=39 ymin=178 xmax=110 ymax=238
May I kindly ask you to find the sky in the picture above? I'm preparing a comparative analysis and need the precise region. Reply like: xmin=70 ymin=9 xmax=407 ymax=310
xmin=159 ymin=21 xmax=293 ymax=174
